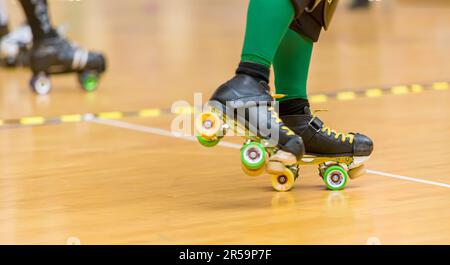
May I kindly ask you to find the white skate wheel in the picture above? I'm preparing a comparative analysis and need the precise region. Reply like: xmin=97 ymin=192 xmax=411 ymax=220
xmin=30 ymin=73 xmax=52 ymax=95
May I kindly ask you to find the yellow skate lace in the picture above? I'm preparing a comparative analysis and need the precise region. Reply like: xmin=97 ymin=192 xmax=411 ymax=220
xmin=313 ymin=110 xmax=354 ymax=144
xmin=271 ymin=93 xmax=286 ymax=100
xmin=268 ymin=103 xmax=295 ymax=136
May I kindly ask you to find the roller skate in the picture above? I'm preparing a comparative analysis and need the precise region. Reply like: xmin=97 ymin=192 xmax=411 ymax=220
xmin=281 ymin=106 xmax=373 ymax=191
xmin=195 ymin=64 xmax=305 ymax=192
xmin=0 ymin=24 xmax=32 ymax=67
xmin=28 ymin=34 xmax=106 ymax=95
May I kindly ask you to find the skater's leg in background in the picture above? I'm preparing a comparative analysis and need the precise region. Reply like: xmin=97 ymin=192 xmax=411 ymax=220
xmin=17 ymin=0 xmax=105 ymax=94
xmin=0 ymin=0 xmax=9 ymax=37
xmin=274 ymin=29 xmax=313 ymax=104
xmin=241 ymin=0 xmax=295 ymax=67
xmin=18 ymin=0 xmax=58 ymax=42
xmin=350 ymin=0 xmax=370 ymax=9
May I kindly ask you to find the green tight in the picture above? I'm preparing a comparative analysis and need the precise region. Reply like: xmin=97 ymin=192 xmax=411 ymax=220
xmin=274 ymin=29 xmax=313 ymax=100
xmin=240 ymin=0 xmax=313 ymax=100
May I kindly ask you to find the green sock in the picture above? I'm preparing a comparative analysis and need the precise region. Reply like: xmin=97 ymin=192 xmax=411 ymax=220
xmin=241 ymin=0 xmax=295 ymax=67
xmin=274 ymin=29 xmax=313 ymax=100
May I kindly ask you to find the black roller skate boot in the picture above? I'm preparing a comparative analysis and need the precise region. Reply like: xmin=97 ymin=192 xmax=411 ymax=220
xmin=29 ymin=34 xmax=106 ymax=95
xmin=195 ymin=62 xmax=305 ymax=192
xmin=281 ymin=106 xmax=373 ymax=190
xmin=0 ymin=24 xmax=32 ymax=67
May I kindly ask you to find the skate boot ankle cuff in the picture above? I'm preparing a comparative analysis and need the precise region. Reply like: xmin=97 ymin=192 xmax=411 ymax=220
xmin=236 ymin=62 xmax=270 ymax=83
xmin=279 ymin=98 xmax=310 ymax=115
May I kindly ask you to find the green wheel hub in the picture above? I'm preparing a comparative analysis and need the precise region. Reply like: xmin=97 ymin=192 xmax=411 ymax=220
xmin=240 ymin=142 xmax=266 ymax=170
xmin=323 ymin=165 xmax=348 ymax=191
xmin=197 ymin=135 xmax=220 ymax=148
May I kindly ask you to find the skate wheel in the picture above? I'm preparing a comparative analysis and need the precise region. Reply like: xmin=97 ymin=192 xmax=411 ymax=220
xmin=79 ymin=72 xmax=99 ymax=92
xmin=348 ymin=165 xmax=366 ymax=179
xmin=195 ymin=112 xmax=222 ymax=139
xmin=323 ymin=165 xmax=348 ymax=191
xmin=271 ymin=167 xmax=296 ymax=192
xmin=241 ymin=163 xmax=265 ymax=177
xmin=241 ymin=142 xmax=266 ymax=171
xmin=197 ymin=135 xmax=220 ymax=148
xmin=30 ymin=73 xmax=51 ymax=95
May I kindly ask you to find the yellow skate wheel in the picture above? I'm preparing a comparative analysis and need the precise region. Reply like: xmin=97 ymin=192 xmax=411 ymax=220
xmin=271 ymin=167 xmax=295 ymax=192
xmin=348 ymin=165 xmax=366 ymax=179
xmin=241 ymin=164 xmax=265 ymax=177
xmin=195 ymin=112 xmax=222 ymax=139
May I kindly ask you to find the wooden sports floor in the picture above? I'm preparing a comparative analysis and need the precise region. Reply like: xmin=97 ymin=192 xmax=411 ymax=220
xmin=0 ymin=0 xmax=449 ymax=244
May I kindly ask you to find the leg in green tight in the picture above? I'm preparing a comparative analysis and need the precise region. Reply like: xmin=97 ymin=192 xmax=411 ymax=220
xmin=241 ymin=0 xmax=295 ymax=67
xmin=274 ymin=29 xmax=313 ymax=100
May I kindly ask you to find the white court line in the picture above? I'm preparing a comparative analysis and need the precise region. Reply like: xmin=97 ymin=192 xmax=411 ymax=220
xmin=92 ymin=118 xmax=450 ymax=190
xmin=91 ymin=118 xmax=242 ymax=149
xmin=366 ymin=170 xmax=450 ymax=189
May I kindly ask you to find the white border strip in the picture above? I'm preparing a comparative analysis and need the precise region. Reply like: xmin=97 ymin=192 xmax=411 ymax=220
xmin=92 ymin=118 xmax=450 ymax=189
